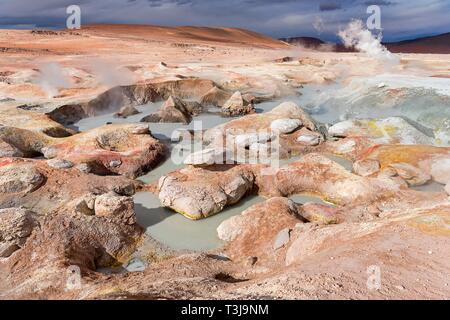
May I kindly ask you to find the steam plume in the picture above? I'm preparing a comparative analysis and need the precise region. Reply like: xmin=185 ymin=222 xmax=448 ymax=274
xmin=338 ymin=19 xmax=399 ymax=64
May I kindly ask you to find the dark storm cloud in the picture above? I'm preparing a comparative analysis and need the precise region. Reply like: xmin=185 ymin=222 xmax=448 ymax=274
xmin=364 ymin=0 xmax=396 ymax=5
xmin=319 ymin=2 xmax=342 ymax=12
xmin=0 ymin=0 xmax=449 ymax=41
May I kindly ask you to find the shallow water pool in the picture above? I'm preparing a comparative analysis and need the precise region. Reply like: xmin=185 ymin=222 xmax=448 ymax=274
xmin=134 ymin=192 xmax=265 ymax=251
xmin=410 ymin=181 xmax=446 ymax=193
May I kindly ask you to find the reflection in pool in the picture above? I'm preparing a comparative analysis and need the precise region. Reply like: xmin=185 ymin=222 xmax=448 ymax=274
xmin=134 ymin=192 xmax=265 ymax=251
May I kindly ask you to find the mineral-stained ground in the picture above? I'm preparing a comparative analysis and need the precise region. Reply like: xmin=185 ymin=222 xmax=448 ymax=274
xmin=0 ymin=24 xmax=449 ymax=299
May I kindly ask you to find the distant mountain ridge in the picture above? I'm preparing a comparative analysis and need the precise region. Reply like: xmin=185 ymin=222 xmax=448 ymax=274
xmin=385 ymin=32 xmax=450 ymax=54
xmin=280 ymin=33 xmax=450 ymax=54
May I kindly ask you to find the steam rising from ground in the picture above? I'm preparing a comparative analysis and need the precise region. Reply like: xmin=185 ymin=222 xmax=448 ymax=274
xmin=338 ymin=20 xmax=399 ymax=64
xmin=89 ymin=59 xmax=136 ymax=87
xmin=35 ymin=63 xmax=71 ymax=98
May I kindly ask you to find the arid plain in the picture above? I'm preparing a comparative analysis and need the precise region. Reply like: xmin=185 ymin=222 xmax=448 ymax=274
xmin=0 ymin=24 xmax=449 ymax=299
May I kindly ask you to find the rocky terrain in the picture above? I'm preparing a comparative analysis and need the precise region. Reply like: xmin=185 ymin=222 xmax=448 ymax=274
xmin=0 ymin=24 xmax=449 ymax=300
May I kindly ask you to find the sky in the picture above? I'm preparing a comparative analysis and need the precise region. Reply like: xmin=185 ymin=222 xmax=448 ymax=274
xmin=0 ymin=0 xmax=449 ymax=42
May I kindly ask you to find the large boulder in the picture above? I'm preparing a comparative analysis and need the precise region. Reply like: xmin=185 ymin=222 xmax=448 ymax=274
xmin=270 ymin=102 xmax=317 ymax=131
xmin=217 ymin=197 xmax=303 ymax=263
xmin=0 ymin=162 xmax=45 ymax=194
xmin=0 ymin=139 xmax=24 ymax=157
xmin=0 ymin=208 xmax=38 ymax=258
xmin=140 ymin=96 xmax=201 ymax=124
xmin=200 ymin=86 xmax=232 ymax=107
xmin=114 ymin=105 xmax=140 ymax=118
xmin=158 ymin=165 xmax=255 ymax=219
xmin=44 ymin=123 xmax=166 ymax=178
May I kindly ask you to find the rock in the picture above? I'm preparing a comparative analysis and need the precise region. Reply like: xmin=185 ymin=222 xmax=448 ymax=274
xmin=158 ymin=166 xmax=254 ymax=219
xmin=243 ymin=256 xmax=258 ymax=267
xmin=389 ymin=163 xmax=431 ymax=186
xmin=270 ymin=118 xmax=302 ymax=134
xmin=204 ymin=101 xmax=319 ymax=148
xmin=202 ymin=101 xmax=322 ymax=159
xmin=275 ymin=56 xmax=293 ymax=63
xmin=0 ymin=242 xmax=19 ymax=258
xmin=217 ymin=215 xmax=244 ymax=242
xmin=74 ymin=199 xmax=95 ymax=216
xmin=273 ymin=228 xmax=291 ymax=250
xmin=270 ymin=102 xmax=317 ymax=131
xmin=72 ymin=194 xmax=96 ymax=215
xmin=353 ymin=159 xmax=380 ymax=177
xmin=41 ymin=146 xmax=58 ymax=158
xmin=183 ymin=148 xmax=232 ymax=165
xmin=218 ymin=197 xmax=303 ymax=262
xmin=299 ymin=203 xmax=340 ymax=224
xmin=0 ymin=208 xmax=38 ymax=258
xmin=234 ymin=132 xmax=273 ymax=147
xmin=114 ymin=105 xmax=139 ymax=118
xmin=109 ymin=159 xmax=122 ymax=168
xmin=46 ymin=159 xmax=73 ymax=169
xmin=129 ymin=124 xmax=150 ymax=135
xmin=296 ymin=134 xmax=320 ymax=146
xmin=76 ymin=162 xmax=92 ymax=174
xmin=434 ymin=120 xmax=450 ymax=146
xmin=430 ymin=159 xmax=450 ymax=185
xmin=6 ymin=209 xmax=142 ymax=277
xmin=242 ymin=93 xmax=256 ymax=105
xmin=113 ymin=183 xmax=136 ymax=196
xmin=257 ymin=153 xmax=401 ymax=207
xmin=286 ymin=206 xmax=450 ymax=269
xmin=200 ymin=86 xmax=231 ymax=107
xmin=0 ymin=163 xmax=45 ymax=194
xmin=335 ymin=139 xmax=357 ymax=154
xmin=140 ymin=96 xmax=194 ymax=124
xmin=124 ymin=257 xmax=146 ymax=272
xmin=0 ymin=139 xmax=24 ymax=157
xmin=445 ymin=183 xmax=450 ymax=196
xmin=221 ymin=91 xmax=255 ymax=116
xmin=298 ymin=57 xmax=324 ymax=67
xmin=184 ymin=100 xmax=204 ymax=116
xmin=47 ymin=123 xmax=165 ymax=178
xmin=94 ymin=192 xmax=136 ymax=225
xmin=351 ymin=144 xmax=450 ymax=186
xmin=328 ymin=117 xmax=435 ymax=145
